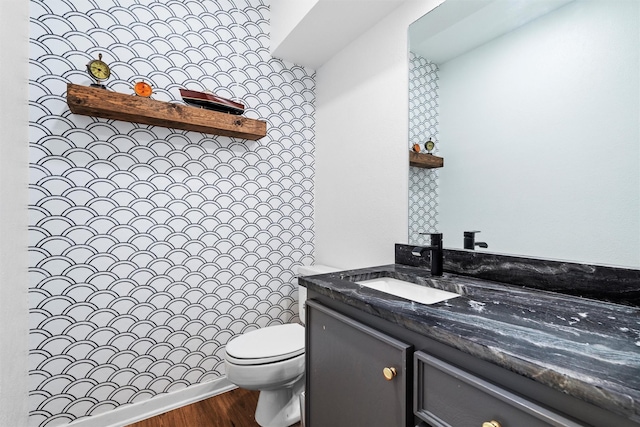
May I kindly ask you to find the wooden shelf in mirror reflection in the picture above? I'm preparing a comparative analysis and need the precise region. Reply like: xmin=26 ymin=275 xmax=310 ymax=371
xmin=409 ymin=151 xmax=444 ymax=169
xmin=66 ymin=83 xmax=267 ymax=140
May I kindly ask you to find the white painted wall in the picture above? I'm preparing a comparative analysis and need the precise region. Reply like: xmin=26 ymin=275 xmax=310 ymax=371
xmin=314 ymin=1 xmax=443 ymax=269
xmin=270 ymin=0 xmax=318 ymax=53
xmin=0 ymin=0 xmax=29 ymax=426
xmin=271 ymin=0 xmax=408 ymax=70
xmin=437 ymin=0 xmax=640 ymax=267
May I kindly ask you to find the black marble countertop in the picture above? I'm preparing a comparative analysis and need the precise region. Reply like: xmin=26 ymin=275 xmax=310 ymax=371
xmin=300 ymin=263 xmax=640 ymax=423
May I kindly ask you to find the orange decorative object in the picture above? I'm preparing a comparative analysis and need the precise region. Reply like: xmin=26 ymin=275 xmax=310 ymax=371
xmin=412 ymin=143 xmax=421 ymax=153
xmin=134 ymin=81 xmax=153 ymax=97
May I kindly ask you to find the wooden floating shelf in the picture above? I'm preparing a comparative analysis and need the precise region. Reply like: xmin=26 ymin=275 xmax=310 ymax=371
xmin=409 ymin=151 xmax=444 ymax=169
xmin=66 ymin=83 xmax=267 ymax=140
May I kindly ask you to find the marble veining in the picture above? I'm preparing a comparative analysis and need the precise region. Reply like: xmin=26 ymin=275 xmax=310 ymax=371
xmin=396 ymin=244 xmax=640 ymax=306
xmin=300 ymin=263 xmax=640 ymax=423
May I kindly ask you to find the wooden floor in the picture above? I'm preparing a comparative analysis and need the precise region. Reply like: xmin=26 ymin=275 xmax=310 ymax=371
xmin=125 ymin=388 xmax=301 ymax=427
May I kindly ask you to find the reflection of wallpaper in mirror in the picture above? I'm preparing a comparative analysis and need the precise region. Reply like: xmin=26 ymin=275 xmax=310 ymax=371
xmin=408 ymin=53 xmax=439 ymax=246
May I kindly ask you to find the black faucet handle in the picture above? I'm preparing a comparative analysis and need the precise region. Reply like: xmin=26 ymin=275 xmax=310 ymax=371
xmin=464 ymin=230 xmax=488 ymax=250
xmin=428 ymin=233 xmax=442 ymax=248
xmin=419 ymin=232 xmax=443 ymax=245
xmin=411 ymin=233 xmax=444 ymax=276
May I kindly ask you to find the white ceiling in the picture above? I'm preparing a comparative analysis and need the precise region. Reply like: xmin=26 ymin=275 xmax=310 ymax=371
xmin=271 ymin=0 xmax=407 ymax=69
xmin=409 ymin=0 xmax=574 ymax=64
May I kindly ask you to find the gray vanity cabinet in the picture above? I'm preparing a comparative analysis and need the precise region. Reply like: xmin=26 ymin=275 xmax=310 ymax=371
xmin=414 ymin=352 xmax=583 ymax=427
xmin=305 ymin=292 xmax=639 ymax=427
xmin=305 ymin=300 xmax=413 ymax=427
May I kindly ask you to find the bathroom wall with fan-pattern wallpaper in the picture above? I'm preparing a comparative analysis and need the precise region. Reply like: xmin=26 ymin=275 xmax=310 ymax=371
xmin=28 ymin=1 xmax=315 ymax=426
xmin=408 ymin=52 xmax=439 ymax=246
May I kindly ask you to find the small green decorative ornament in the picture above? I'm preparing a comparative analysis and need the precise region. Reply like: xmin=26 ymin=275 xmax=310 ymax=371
xmin=425 ymin=138 xmax=435 ymax=154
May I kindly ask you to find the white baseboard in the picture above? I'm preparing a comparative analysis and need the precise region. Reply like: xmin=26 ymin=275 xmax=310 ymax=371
xmin=68 ymin=377 xmax=236 ymax=427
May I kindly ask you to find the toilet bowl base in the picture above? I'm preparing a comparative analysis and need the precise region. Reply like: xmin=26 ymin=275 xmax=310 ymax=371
xmin=255 ymin=376 xmax=304 ymax=427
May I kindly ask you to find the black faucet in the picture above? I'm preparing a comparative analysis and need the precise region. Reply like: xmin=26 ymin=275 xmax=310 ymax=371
xmin=412 ymin=233 xmax=443 ymax=276
xmin=463 ymin=231 xmax=488 ymax=250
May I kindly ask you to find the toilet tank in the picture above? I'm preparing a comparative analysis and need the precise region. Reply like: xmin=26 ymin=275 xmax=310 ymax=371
xmin=297 ymin=264 xmax=339 ymax=324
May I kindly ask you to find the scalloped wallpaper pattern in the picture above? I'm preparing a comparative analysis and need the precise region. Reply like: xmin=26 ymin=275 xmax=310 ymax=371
xmin=28 ymin=1 xmax=315 ymax=426
xmin=409 ymin=52 xmax=439 ymax=246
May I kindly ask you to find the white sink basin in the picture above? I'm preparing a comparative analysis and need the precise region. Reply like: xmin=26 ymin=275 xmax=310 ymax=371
xmin=356 ymin=277 xmax=460 ymax=305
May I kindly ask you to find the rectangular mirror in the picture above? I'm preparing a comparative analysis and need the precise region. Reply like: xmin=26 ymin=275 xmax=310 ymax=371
xmin=409 ymin=0 xmax=639 ymax=268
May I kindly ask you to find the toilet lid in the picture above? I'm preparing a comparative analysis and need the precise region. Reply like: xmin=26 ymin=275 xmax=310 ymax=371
xmin=225 ymin=323 xmax=305 ymax=365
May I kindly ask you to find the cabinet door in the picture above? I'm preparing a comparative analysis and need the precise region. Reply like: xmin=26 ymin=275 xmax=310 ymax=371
xmin=306 ymin=300 xmax=413 ymax=427
xmin=414 ymin=352 xmax=584 ymax=427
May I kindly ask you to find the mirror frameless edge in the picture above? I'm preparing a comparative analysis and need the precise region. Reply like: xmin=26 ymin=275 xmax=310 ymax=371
xmin=408 ymin=0 xmax=640 ymax=268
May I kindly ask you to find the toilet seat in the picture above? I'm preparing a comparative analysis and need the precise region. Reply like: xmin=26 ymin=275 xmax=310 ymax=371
xmin=225 ymin=323 xmax=305 ymax=366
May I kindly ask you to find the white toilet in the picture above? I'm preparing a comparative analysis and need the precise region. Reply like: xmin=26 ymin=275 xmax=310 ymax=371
xmin=223 ymin=264 xmax=338 ymax=427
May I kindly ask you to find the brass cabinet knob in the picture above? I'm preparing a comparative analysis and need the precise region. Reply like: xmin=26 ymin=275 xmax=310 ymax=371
xmin=382 ymin=367 xmax=397 ymax=381
xmin=482 ymin=421 xmax=502 ymax=427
